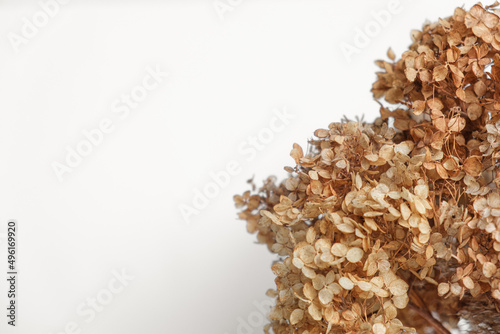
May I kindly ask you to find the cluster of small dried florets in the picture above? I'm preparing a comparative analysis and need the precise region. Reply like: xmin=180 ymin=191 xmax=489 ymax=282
xmin=235 ymin=3 xmax=500 ymax=333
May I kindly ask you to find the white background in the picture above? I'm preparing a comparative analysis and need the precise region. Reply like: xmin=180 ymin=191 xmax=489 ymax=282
xmin=0 ymin=1 xmax=481 ymax=333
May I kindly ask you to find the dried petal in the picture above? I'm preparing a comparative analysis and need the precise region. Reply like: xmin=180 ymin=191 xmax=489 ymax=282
xmin=372 ymin=323 xmax=387 ymax=334
xmin=389 ymin=279 xmax=409 ymax=296
xmin=331 ymin=243 xmax=348 ymax=257
xmin=438 ymin=282 xmax=450 ymax=296
xmin=483 ymin=262 xmax=497 ymax=278
xmin=319 ymin=287 xmax=334 ymax=304
xmin=346 ymin=247 xmax=364 ymax=263
xmin=339 ymin=277 xmax=354 ymax=290
xmin=433 ymin=65 xmax=448 ymax=81
xmin=290 ymin=309 xmax=304 ymax=325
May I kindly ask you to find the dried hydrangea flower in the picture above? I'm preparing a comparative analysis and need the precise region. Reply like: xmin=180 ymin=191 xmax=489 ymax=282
xmin=236 ymin=3 xmax=500 ymax=333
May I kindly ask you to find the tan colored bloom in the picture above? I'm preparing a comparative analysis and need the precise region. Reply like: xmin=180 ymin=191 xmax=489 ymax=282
xmin=235 ymin=3 xmax=500 ymax=333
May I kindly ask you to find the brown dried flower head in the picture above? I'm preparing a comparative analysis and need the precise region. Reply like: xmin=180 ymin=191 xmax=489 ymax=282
xmin=235 ymin=3 xmax=500 ymax=333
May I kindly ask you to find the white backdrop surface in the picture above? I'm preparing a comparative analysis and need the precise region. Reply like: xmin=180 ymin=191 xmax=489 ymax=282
xmin=0 ymin=1 xmax=481 ymax=333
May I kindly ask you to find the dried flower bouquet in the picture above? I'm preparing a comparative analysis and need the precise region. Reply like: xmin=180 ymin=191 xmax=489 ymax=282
xmin=235 ymin=3 xmax=500 ymax=333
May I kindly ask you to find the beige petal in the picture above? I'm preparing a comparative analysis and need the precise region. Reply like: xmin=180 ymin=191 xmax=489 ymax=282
xmin=339 ymin=277 xmax=354 ymax=290
xmin=290 ymin=309 xmax=304 ymax=325
xmin=346 ymin=247 xmax=364 ymax=263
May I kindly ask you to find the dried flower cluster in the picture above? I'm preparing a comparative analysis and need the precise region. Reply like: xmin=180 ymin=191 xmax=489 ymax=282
xmin=235 ymin=3 xmax=500 ymax=333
